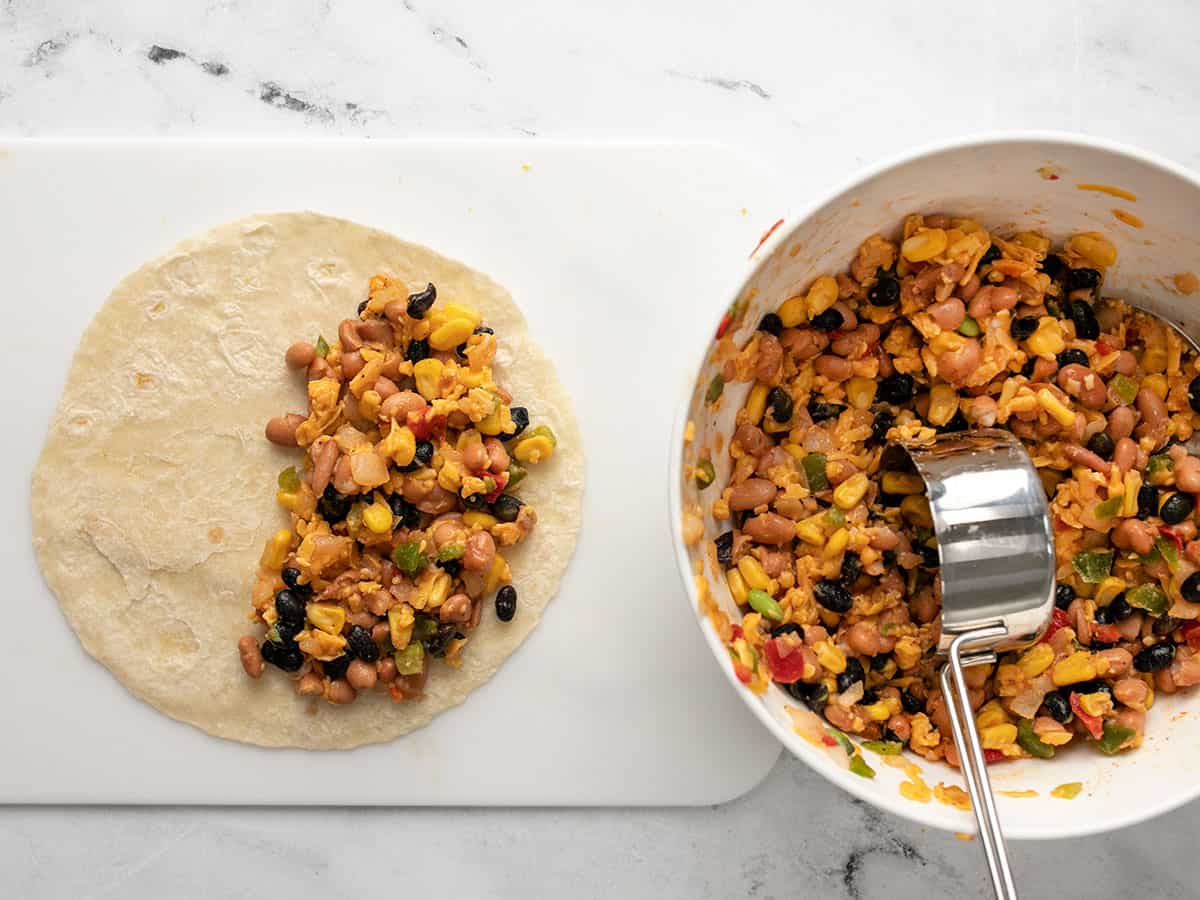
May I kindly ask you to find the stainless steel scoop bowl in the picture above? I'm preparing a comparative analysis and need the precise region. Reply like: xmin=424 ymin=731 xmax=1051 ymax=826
xmin=888 ymin=429 xmax=1056 ymax=900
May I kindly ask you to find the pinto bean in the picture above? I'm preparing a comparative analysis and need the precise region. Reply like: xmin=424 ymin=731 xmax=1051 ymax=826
xmin=928 ymin=297 xmax=966 ymax=330
xmin=846 ymin=621 xmax=885 ymax=656
xmin=346 ymin=659 xmax=378 ymax=691
xmin=1098 ymin=648 xmax=1133 ymax=677
xmin=824 ymin=703 xmax=864 ymax=734
xmin=371 ymin=621 xmax=391 ymax=644
xmin=1176 ymin=455 xmax=1200 ymax=493
xmin=1057 ymin=364 xmax=1107 ymax=409
xmin=326 ymin=679 xmax=357 ymax=704
xmin=966 ymin=284 xmax=1018 ymax=319
xmin=265 ymin=413 xmax=306 ymax=447
xmin=308 ymin=357 xmax=332 ymax=381
xmin=1113 ymin=437 xmax=1138 ymax=473
xmin=728 ymin=478 xmax=778 ymax=511
xmin=1031 ymin=357 xmax=1058 ymax=382
xmin=348 ymin=611 xmax=378 ymax=630
xmin=830 ymin=301 xmax=858 ymax=331
xmin=485 ymin=438 xmax=510 ymax=472
xmin=959 ymin=274 xmax=981 ymax=301
xmin=1062 ymin=443 xmax=1111 ymax=474
xmin=237 ymin=635 xmax=264 ymax=678
xmin=338 ymin=319 xmax=363 ymax=351
xmin=1107 ymin=405 xmax=1137 ymax=440
xmin=831 ymin=323 xmax=880 ymax=359
xmin=815 ymin=354 xmax=853 ymax=381
xmin=780 ymin=328 xmax=828 ymax=360
xmin=285 ymin=341 xmax=316 ymax=368
xmin=332 ymin=454 xmax=359 ymax=494
xmin=756 ymin=548 xmax=790 ymax=578
xmin=743 ymin=513 xmax=795 ymax=545
xmin=1112 ymin=518 xmax=1157 ymax=555
xmin=383 ymin=297 xmax=408 ymax=324
xmin=377 ymin=656 xmax=398 ymax=683
xmin=1114 ymin=707 xmax=1145 ymax=740
xmin=1113 ymin=677 xmax=1148 ymax=709
xmin=1174 ymin=520 xmax=1198 ymax=542
xmin=755 ymin=334 xmax=784 ymax=381
xmin=965 ymin=395 xmax=998 ymax=427
xmin=910 ymin=590 xmax=940 ymax=624
xmin=462 ymin=441 xmax=489 ymax=471
xmin=826 ymin=459 xmax=858 ymax=486
xmin=936 ymin=338 xmax=981 ymax=384
xmin=733 ymin=423 xmax=769 ymax=457
xmin=381 ymin=390 xmax=427 ymax=422
xmin=341 ymin=350 xmax=365 ymax=380
xmin=357 ymin=318 xmax=394 ymax=345
xmin=1136 ymin=386 xmax=1169 ymax=434
xmin=439 ymin=592 xmax=473 ymax=623
xmin=869 ymin=526 xmax=901 ymax=550
xmin=1114 ymin=351 xmax=1137 ymax=375
xmin=755 ymin=446 xmax=792 ymax=477
xmin=462 ymin=530 xmax=496 ymax=572
xmin=373 ymin=376 xmax=399 ymax=400
xmin=310 ymin=438 xmax=339 ymax=496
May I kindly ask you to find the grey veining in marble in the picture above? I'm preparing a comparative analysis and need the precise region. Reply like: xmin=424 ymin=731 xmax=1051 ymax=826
xmin=3 ymin=0 xmax=1200 ymax=897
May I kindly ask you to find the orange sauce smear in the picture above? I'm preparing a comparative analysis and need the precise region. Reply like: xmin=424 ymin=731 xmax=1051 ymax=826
xmin=1077 ymin=183 xmax=1138 ymax=202
xmin=1112 ymin=209 xmax=1144 ymax=228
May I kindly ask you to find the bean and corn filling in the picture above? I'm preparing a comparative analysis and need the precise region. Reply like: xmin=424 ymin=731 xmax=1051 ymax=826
xmin=237 ymin=277 xmax=556 ymax=705
xmin=705 ymin=214 xmax=1200 ymax=769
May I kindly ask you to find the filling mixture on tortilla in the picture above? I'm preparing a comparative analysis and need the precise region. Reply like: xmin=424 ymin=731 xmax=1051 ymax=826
xmin=238 ymin=277 xmax=555 ymax=705
xmin=706 ymin=214 xmax=1200 ymax=768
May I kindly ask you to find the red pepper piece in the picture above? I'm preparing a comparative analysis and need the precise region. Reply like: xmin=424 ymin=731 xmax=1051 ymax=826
xmin=716 ymin=311 xmax=733 ymax=339
xmin=821 ymin=735 xmax=837 ymax=747
xmin=1093 ymin=624 xmax=1122 ymax=644
xmin=1070 ymin=691 xmax=1104 ymax=739
xmin=1182 ymin=621 xmax=1200 ymax=652
xmin=484 ymin=470 xmax=509 ymax=503
xmin=1159 ymin=526 xmax=1184 ymax=553
xmin=764 ymin=636 xmax=807 ymax=684
xmin=732 ymin=659 xmax=752 ymax=684
xmin=983 ymin=749 xmax=1005 ymax=764
xmin=1096 ymin=339 xmax=1112 ymax=355
xmin=1040 ymin=607 xmax=1070 ymax=643
xmin=729 ymin=624 xmax=744 ymax=642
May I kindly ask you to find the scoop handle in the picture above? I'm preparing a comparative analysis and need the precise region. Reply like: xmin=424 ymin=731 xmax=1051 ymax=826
xmin=940 ymin=628 xmax=1019 ymax=900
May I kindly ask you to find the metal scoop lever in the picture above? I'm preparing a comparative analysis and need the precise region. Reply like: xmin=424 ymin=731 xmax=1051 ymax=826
xmin=888 ymin=430 xmax=1056 ymax=900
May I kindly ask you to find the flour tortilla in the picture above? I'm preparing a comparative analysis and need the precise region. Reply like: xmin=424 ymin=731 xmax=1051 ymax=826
xmin=31 ymin=212 xmax=583 ymax=749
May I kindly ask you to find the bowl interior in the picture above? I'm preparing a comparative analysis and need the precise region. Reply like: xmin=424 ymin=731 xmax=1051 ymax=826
xmin=674 ymin=135 xmax=1200 ymax=838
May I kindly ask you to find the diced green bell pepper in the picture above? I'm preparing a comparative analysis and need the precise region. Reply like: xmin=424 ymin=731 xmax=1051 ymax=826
xmin=391 ymin=542 xmax=428 ymax=577
xmin=277 ymin=466 xmax=301 ymax=492
xmin=1110 ymin=374 xmax=1138 ymax=405
xmin=802 ymin=453 xmax=829 ymax=491
xmin=315 ymin=335 xmax=330 ymax=357
xmin=506 ymin=461 xmax=528 ymax=489
xmin=828 ymin=728 xmax=855 ymax=757
xmin=1016 ymin=718 xmax=1055 ymax=759
xmin=1155 ymin=537 xmax=1181 ymax=573
xmin=861 ymin=740 xmax=904 ymax=756
xmin=412 ymin=617 xmax=438 ymax=641
xmin=1072 ymin=550 xmax=1114 ymax=583
xmin=437 ymin=543 xmax=465 ymax=562
xmin=1093 ymin=495 xmax=1123 ymax=520
xmin=824 ymin=506 xmax=845 ymax=527
xmin=848 ymin=754 xmax=876 ymax=779
xmin=705 ymin=374 xmax=725 ymax=404
xmin=393 ymin=642 xmax=425 ymax=675
xmin=957 ymin=315 xmax=981 ymax=337
xmin=1094 ymin=721 xmax=1136 ymax=755
xmin=1146 ymin=454 xmax=1174 ymax=484
xmin=694 ymin=459 xmax=716 ymax=489
xmin=1126 ymin=583 xmax=1168 ymax=615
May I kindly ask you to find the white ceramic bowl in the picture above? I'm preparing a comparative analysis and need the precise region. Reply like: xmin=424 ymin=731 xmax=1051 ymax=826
xmin=670 ymin=133 xmax=1200 ymax=838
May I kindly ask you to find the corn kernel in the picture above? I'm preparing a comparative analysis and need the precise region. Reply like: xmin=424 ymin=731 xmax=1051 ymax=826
xmin=777 ymin=295 xmax=806 ymax=328
xmin=882 ymin=472 xmax=925 ymax=495
xmin=845 ymin=376 xmax=877 ymax=410
xmin=975 ymin=700 xmax=1010 ymax=729
xmin=428 ymin=317 xmax=477 ymax=352
xmin=782 ymin=443 xmax=805 ymax=461
xmin=737 ymin=555 xmax=771 ymax=591
xmin=359 ymin=389 xmax=382 ymax=421
xmin=1142 ymin=346 xmax=1167 ymax=374
xmin=1094 ymin=576 xmax=1127 ymax=607
xmin=388 ymin=604 xmax=415 ymax=650
xmin=926 ymin=384 xmax=959 ymax=427
xmin=307 ymin=602 xmax=346 ymax=635
xmin=513 ymin=434 xmax=554 ymax=464
xmin=726 ymin=569 xmax=749 ymax=605
xmin=901 ymin=228 xmax=948 ymax=262
xmin=362 ymin=497 xmax=394 ymax=534
xmin=995 ymin=663 xmax=1022 ymax=696
xmin=379 ymin=423 xmax=416 ymax=467
xmin=463 ymin=510 xmax=498 ymax=529
xmin=823 ymin=527 xmax=849 ymax=558
xmin=1079 ymin=691 xmax=1113 ymax=718
xmin=900 ymin=495 xmax=933 ymax=529
xmin=805 ymin=276 xmax=840 ymax=318
xmin=414 ymin=358 xmax=444 ymax=400
xmin=438 ymin=462 xmax=462 ymax=492
xmin=1036 ymin=388 xmax=1077 ymax=428
xmin=1026 ymin=318 xmax=1065 ymax=357
xmin=260 ymin=528 xmax=293 ymax=570
xmin=814 ymin=640 xmax=847 ymax=674
xmin=980 ymin=723 xmax=1018 ymax=750
xmin=1067 ymin=232 xmax=1118 ymax=268
xmin=894 ymin=636 xmax=922 ymax=669
xmin=1122 ymin=471 xmax=1142 ymax=517
xmin=745 ymin=382 xmax=770 ymax=425
xmin=1052 ymin=650 xmax=1098 ymax=686
xmin=424 ymin=570 xmax=452 ymax=609
xmin=1017 ymin=643 xmax=1055 ymax=678
xmin=863 ymin=701 xmax=893 ymax=722
xmin=796 ymin=521 xmax=825 ymax=546
xmin=484 ymin=552 xmax=512 ymax=594
xmin=1143 ymin=373 xmax=1168 ymax=400
xmin=430 ymin=302 xmax=482 ymax=329
xmin=833 ymin=472 xmax=870 ymax=510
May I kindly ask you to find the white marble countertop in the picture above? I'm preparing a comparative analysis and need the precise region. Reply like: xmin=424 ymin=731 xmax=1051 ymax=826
xmin=4 ymin=1 xmax=1200 ymax=897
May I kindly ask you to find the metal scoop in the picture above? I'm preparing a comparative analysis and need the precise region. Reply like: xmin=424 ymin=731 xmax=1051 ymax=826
xmin=887 ymin=429 xmax=1055 ymax=900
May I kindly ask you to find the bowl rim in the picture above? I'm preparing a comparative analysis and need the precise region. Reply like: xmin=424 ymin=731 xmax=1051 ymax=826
xmin=668 ymin=129 xmax=1200 ymax=839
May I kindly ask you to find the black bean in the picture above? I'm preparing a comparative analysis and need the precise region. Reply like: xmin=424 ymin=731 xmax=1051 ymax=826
xmin=401 ymin=441 xmax=435 ymax=472
xmin=1067 ymin=267 xmax=1101 ymax=291
xmin=495 ymin=585 xmax=517 ymax=622
xmin=1072 ymin=680 xmax=1113 ymax=699
xmin=261 ymin=640 xmax=304 ymax=672
xmin=404 ymin=337 xmax=429 ymax=363
xmin=1189 ymin=375 xmax=1200 ymax=414
xmin=786 ymin=680 xmax=828 ymax=711
xmin=1087 ymin=432 xmax=1116 ymax=460
xmin=807 ymin=400 xmax=846 ymax=422
xmin=438 ymin=559 xmax=462 ymax=576
xmin=1042 ymin=690 xmax=1073 ymax=724
xmin=424 ymin=623 xmax=458 ymax=657
xmin=878 ymin=373 xmax=916 ymax=405
xmin=870 ymin=654 xmax=890 ymax=671
xmin=870 ymin=411 xmax=895 ymax=445
xmin=317 ymin=484 xmax=353 ymax=522
xmin=768 ymin=386 xmax=794 ymax=423
xmin=274 ymin=618 xmax=303 ymax=643
xmin=1109 ymin=593 xmax=1134 ymax=620
xmin=357 ymin=299 xmax=369 ymax=315
xmin=474 ymin=326 xmax=494 ymax=336
xmin=1010 ymin=316 xmax=1039 ymax=341
xmin=507 ymin=407 xmax=530 ymax=440
xmin=770 ymin=623 xmax=804 ymax=639
xmin=1054 ymin=582 xmax=1076 ymax=610
xmin=1137 ymin=484 xmax=1160 ymax=520
xmin=406 ymin=283 xmax=437 ymax=319
xmin=463 ymin=492 xmax=487 ymax=510
xmin=715 ymin=531 xmax=734 ymax=567
xmin=868 ymin=273 xmax=901 ymax=307
xmin=900 ymin=689 xmax=924 ymax=714
xmin=979 ymin=244 xmax=1002 ymax=267
xmin=491 ymin=494 xmax=525 ymax=523
xmin=1069 ymin=300 xmax=1100 ymax=341
xmin=1093 ymin=604 xmax=1114 ymax=625
xmin=281 ymin=567 xmax=311 ymax=596
xmin=1133 ymin=642 xmax=1176 ymax=673
xmin=758 ymin=313 xmax=783 ymax=336
xmin=274 ymin=590 xmax=306 ymax=627
xmin=1042 ymin=253 xmax=1067 ymax=281
xmin=813 ymin=579 xmax=852 ymax=613
xmin=839 ymin=551 xmax=862 ymax=586
xmin=1056 ymin=348 xmax=1089 ymax=368
xmin=811 ymin=308 xmax=844 ymax=332
xmin=387 ymin=493 xmax=422 ymax=529
xmin=1020 ymin=357 xmax=1037 ymax=377
xmin=881 ymin=550 xmax=898 ymax=568
xmin=1182 ymin=573 xmax=1200 ymax=604
xmin=346 ymin=625 xmax=379 ymax=662
xmin=323 ymin=654 xmax=351 ymax=680
xmin=936 ymin=410 xmax=968 ymax=435
xmin=1154 ymin=615 xmax=1181 ymax=636
xmin=1160 ymin=492 xmax=1195 ymax=525
xmin=860 ymin=688 xmax=879 ymax=706
xmin=919 ymin=544 xmax=940 ymax=567
xmin=836 ymin=658 xmax=866 ymax=694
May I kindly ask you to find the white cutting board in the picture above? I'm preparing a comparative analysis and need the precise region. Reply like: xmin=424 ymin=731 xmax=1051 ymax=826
xmin=1 ymin=140 xmax=781 ymax=805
